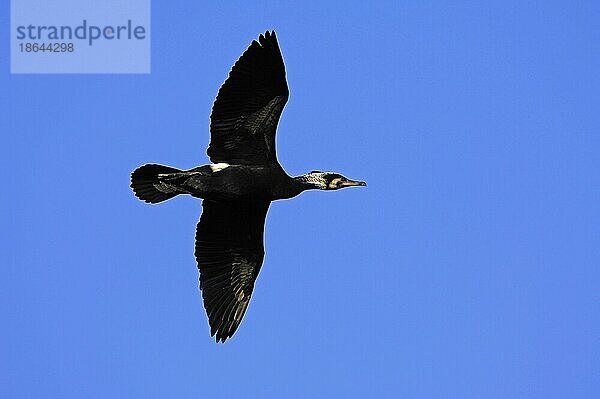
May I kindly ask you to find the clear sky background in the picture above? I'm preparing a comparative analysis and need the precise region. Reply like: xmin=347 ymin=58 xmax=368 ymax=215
xmin=2 ymin=1 xmax=599 ymax=398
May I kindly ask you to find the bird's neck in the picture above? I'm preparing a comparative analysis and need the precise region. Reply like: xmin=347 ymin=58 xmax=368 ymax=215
xmin=292 ymin=174 xmax=326 ymax=191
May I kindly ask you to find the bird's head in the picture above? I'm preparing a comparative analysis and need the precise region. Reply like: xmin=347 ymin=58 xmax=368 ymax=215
xmin=300 ymin=171 xmax=367 ymax=190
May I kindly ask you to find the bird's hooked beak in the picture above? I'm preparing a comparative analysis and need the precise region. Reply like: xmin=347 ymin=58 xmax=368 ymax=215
xmin=341 ymin=178 xmax=367 ymax=187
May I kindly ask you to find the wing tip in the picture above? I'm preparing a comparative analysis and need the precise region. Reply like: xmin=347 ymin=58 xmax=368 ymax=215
xmin=211 ymin=324 xmax=236 ymax=343
xmin=258 ymin=30 xmax=278 ymax=46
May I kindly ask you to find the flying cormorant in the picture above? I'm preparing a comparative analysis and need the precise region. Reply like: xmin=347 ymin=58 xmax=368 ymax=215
xmin=131 ymin=31 xmax=366 ymax=342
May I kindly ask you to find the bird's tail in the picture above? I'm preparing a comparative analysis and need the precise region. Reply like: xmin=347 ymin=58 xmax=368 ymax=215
xmin=131 ymin=164 xmax=183 ymax=204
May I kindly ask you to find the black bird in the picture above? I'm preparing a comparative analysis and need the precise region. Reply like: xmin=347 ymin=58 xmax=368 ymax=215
xmin=131 ymin=31 xmax=366 ymax=342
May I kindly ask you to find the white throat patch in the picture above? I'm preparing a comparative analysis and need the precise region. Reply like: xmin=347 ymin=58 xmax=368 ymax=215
xmin=209 ymin=163 xmax=230 ymax=172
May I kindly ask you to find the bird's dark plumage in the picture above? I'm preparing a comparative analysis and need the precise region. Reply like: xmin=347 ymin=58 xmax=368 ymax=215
xmin=195 ymin=200 xmax=269 ymax=342
xmin=208 ymin=31 xmax=289 ymax=166
xmin=131 ymin=30 xmax=366 ymax=342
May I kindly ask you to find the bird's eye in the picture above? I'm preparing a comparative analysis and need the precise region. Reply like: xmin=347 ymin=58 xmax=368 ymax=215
xmin=328 ymin=178 xmax=343 ymax=189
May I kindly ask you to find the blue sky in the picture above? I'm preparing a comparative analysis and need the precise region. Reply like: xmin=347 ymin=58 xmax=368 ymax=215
xmin=2 ymin=1 xmax=599 ymax=398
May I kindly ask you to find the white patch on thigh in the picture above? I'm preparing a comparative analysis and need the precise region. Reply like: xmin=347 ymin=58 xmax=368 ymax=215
xmin=210 ymin=163 xmax=230 ymax=172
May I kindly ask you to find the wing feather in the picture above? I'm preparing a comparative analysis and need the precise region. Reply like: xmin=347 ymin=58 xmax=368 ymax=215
xmin=195 ymin=199 xmax=270 ymax=342
xmin=208 ymin=31 xmax=289 ymax=165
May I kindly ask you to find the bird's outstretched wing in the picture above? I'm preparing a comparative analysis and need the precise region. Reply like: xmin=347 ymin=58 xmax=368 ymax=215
xmin=195 ymin=199 xmax=270 ymax=342
xmin=208 ymin=30 xmax=289 ymax=166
